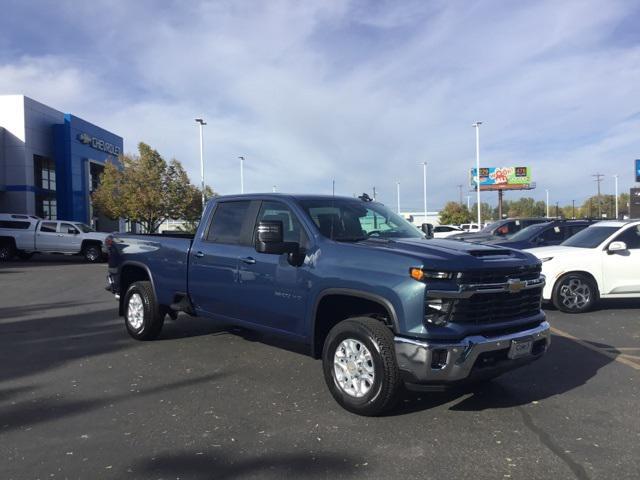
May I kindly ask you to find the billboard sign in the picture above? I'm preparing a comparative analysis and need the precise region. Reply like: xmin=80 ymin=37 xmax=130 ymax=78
xmin=636 ymin=159 xmax=640 ymax=183
xmin=470 ymin=166 xmax=532 ymax=190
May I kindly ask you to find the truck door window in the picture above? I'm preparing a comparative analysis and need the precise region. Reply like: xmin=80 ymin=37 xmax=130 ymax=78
xmin=612 ymin=225 xmax=640 ymax=249
xmin=256 ymin=201 xmax=308 ymax=246
xmin=205 ymin=201 xmax=254 ymax=245
xmin=40 ymin=222 xmax=57 ymax=233
xmin=61 ymin=223 xmax=79 ymax=234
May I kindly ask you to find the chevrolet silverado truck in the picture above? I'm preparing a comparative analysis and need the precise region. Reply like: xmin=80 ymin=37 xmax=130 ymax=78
xmin=106 ymin=194 xmax=550 ymax=415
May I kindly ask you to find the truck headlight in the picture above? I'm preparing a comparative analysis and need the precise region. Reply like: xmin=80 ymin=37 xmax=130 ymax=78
xmin=410 ymin=268 xmax=455 ymax=281
xmin=424 ymin=298 xmax=453 ymax=326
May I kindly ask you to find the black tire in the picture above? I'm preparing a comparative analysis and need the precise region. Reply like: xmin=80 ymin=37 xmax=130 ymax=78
xmin=322 ymin=317 xmax=401 ymax=416
xmin=16 ymin=251 xmax=34 ymax=261
xmin=0 ymin=242 xmax=15 ymax=261
xmin=552 ymin=273 xmax=598 ymax=313
xmin=123 ymin=281 xmax=165 ymax=340
xmin=83 ymin=244 xmax=103 ymax=263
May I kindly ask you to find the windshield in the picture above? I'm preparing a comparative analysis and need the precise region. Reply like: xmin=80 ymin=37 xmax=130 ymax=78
xmin=299 ymin=199 xmax=424 ymax=241
xmin=561 ymin=226 xmax=618 ymax=248
xmin=75 ymin=223 xmax=94 ymax=233
xmin=507 ymin=222 xmax=550 ymax=241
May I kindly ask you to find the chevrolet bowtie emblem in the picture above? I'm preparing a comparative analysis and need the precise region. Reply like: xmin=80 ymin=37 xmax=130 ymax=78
xmin=78 ymin=132 xmax=92 ymax=144
xmin=506 ymin=278 xmax=526 ymax=293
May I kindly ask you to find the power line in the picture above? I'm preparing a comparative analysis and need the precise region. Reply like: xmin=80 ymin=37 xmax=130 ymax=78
xmin=592 ymin=173 xmax=604 ymax=219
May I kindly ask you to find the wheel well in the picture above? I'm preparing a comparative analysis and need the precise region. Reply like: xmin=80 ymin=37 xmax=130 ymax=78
xmin=81 ymin=239 xmax=102 ymax=251
xmin=312 ymin=294 xmax=393 ymax=358
xmin=0 ymin=236 xmax=17 ymax=249
xmin=118 ymin=265 xmax=151 ymax=315
xmin=554 ymin=271 xmax=600 ymax=297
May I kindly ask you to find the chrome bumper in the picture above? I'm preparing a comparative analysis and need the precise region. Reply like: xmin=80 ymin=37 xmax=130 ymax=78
xmin=395 ymin=321 xmax=550 ymax=385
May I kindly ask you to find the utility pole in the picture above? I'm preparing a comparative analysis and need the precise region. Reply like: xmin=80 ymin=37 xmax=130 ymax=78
xmin=195 ymin=118 xmax=207 ymax=208
xmin=422 ymin=162 xmax=427 ymax=222
xmin=238 ymin=156 xmax=245 ymax=193
xmin=272 ymin=185 xmax=277 ymax=193
xmin=592 ymin=173 xmax=604 ymax=218
xmin=472 ymin=122 xmax=482 ymax=226
xmin=396 ymin=181 xmax=401 ymax=213
xmin=332 ymin=179 xmax=335 ymax=197
xmin=613 ymin=174 xmax=619 ymax=219
xmin=572 ymin=200 xmax=575 ymax=219
xmin=545 ymin=189 xmax=549 ymax=218
xmin=467 ymin=195 xmax=471 ymax=211
xmin=372 ymin=186 xmax=377 ymax=201
xmin=457 ymin=184 xmax=463 ymax=206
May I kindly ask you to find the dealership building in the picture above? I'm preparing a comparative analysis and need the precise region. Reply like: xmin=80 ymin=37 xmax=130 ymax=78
xmin=0 ymin=95 xmax=123 ymax=231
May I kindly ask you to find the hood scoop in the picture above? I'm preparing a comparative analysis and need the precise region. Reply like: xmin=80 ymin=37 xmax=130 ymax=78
xmin=468 ymin=249 xmax=514 ymax=257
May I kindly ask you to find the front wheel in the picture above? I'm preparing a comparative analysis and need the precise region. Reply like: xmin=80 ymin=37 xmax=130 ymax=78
xmin=322 ymin=317 xmax=402 ymax=416
xmin=552 ymin=273 xmax=598 ymax=313
xmin=83 ymin=245 xmax=103 ymax=263
xmin=124 ymin=281 xmax=165 ymax=340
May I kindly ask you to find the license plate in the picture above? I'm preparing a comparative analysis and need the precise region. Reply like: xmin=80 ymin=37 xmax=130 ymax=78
xmin=508 ymin=339 xmax=533 ymax=359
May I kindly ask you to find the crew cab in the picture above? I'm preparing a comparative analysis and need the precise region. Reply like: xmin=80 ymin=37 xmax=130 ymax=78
xmin=106 ymin=194 xmax=550 ymax=415
xmin=0 ymin=214 xmax=108 ymax=262
xmin=528 ymin=220 xmax=640 ymax=313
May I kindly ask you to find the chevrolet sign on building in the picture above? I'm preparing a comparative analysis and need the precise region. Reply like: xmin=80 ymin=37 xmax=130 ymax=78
xmin=77 ymin=132 xmax=121 ymax=155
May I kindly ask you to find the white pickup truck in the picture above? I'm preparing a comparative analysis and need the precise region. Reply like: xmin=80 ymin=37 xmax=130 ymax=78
xmin=0 ymin=214 xmax=109 ymax=262
xmin=528 ymin=220 xmax=640 ymax=313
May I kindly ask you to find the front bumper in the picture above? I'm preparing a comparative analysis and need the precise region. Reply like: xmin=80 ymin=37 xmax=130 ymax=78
xmin=395 ymin=321 xmax=550 ymax=388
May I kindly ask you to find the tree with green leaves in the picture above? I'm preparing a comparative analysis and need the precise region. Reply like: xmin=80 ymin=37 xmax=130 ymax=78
xmin=439 ymin=202 xmax=473 ymax=225
xmin=93 ymin=142 xmax=214 ymax=233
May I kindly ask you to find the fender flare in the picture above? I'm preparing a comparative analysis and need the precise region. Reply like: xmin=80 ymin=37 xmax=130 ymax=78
xmin=310 ymin=288 xmax=400 ymax=357
xmin=118 ymin=261 xmax=157 ymax=315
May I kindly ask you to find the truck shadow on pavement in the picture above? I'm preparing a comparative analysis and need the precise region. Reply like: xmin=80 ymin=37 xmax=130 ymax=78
xmin=128 ymin=449 xmax=361 ymax=480
xmin=389 ymin=334 xmax=615 ymax=415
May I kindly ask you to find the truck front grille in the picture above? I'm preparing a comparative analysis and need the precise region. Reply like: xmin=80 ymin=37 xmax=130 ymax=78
xmin=449 ymin=288 xmax=542 ymax=324
xmin=457 ymin=265 xmax=541 ymax=285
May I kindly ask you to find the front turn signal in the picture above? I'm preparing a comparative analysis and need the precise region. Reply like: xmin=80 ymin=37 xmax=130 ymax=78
xmin=410 ymin=268 xmax=424 ymax=281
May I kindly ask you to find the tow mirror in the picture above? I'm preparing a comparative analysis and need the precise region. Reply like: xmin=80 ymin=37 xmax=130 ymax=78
xmin=255 ymin=221 xmax=298 ymax=255
xmin=421 ymin=223 xmax=434 ymax=238
xmin=607 ymin=241 xmax=627 ymax=253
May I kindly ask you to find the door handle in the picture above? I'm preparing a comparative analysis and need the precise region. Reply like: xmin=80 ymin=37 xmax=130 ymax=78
xmin=240 ymin=256 xmax=256 ymax=265
xmin=194 ymin=251 xmax=205 ymax=258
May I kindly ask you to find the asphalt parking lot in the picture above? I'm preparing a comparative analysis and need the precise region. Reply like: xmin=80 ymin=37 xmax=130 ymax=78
xmin=1 ymin=258 xmax=639 ymax=480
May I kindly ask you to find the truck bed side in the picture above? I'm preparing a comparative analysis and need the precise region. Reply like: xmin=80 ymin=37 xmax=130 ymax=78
xmin=108 ymin=233 xmax=193 ymax=307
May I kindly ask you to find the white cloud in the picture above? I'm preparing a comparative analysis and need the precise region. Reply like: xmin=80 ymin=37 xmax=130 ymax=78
xmin=1 ymin=0 xmax=639 ymax=209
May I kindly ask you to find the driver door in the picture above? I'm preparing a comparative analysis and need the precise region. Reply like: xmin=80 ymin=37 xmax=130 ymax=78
xmin=602 ymin=225 xmax=640 ymax=294
xmin=59 ymin=222 xmax=82 ymax=253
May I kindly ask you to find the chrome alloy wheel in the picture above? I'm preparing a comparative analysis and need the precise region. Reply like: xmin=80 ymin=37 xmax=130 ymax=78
xmin=333 ymin=338 xmax=375 ymax=398
xmin=86 ymin=248 xmax=99 ymax=261
xmin=559 ymin=278 xmax=591 ymax=310
xmin=127 ymin=293 xmax=145 ymax=330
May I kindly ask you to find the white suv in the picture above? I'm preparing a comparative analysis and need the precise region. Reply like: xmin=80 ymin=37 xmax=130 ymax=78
xmin=528 ymin=220 xmax=640 ymax=313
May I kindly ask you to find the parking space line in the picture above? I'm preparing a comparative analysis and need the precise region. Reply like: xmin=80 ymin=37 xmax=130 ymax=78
xmin=550 ymin=327 xmax=640 ymax=372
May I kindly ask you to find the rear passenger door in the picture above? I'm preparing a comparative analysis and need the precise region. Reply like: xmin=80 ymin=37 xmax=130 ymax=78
xmin=189 ymin=200 xmax=260 ymax=321
xmin=35 ymin=221 xmax=61 ymax=251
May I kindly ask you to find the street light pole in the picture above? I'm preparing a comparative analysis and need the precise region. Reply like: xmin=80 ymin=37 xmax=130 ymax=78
xmin=396 ymin=181 xmax=401 ymax=214
xmin=195 ymin=118 xmax=207 ymax=208
xmin=472 ymin=122 xmax=482 ymax=226
xmin=545 ymin=189 xmax=549 ymax=218
xmin=613 ymin=174 xmax=619 ymax=219
xmin=422 ymin=162 xmax=427 ymax=222
xmin=238 ymin=156 xmax=245 ymax=194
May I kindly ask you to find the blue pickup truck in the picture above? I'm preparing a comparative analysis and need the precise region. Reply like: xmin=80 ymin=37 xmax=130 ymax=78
xmin=106 ymin=194 xmax=550 ymax=415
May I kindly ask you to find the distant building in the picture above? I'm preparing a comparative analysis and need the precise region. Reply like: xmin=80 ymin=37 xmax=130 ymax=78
xmin=0 ymin=95 xmax=123 ymax=232
xmin=401 ymin=211 xmax=441 ymax=226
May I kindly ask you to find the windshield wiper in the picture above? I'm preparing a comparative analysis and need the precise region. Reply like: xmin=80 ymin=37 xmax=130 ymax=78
xmin=334 ymin=237 xmax=367 ymax=242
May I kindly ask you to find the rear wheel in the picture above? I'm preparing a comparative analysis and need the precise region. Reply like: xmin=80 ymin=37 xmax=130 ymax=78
xmin=322 ymin=317 xmax=401 ymax=416
xmin=0 ymin=242 xmax=15 ymax=261
xmin=124 ymin=281 xmax=165 ymax=340
xmin=552 ymin=273 xmax=598 ymax=313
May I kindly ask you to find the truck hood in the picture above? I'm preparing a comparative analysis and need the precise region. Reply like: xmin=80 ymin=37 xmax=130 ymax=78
xmin=527 ymin=245 xmax=589 ymax=259
xmin=83 ymin=232 xmax=109 ymax=242
xmin=353 ymin=237 xmax=540 ymax=271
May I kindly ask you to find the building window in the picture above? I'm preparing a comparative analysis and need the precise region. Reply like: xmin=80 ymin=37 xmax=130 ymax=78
xmin=36 ymin=194 xmax=57 ymax=220
xmin=34 ymin=155 xmax=56 ymax=191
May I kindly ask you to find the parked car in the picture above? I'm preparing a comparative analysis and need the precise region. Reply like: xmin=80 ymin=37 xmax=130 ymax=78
xmin=528 ymin=220 xmax=640 ymax=313
xmin=459 ymin=223 xmax=480 ymax=232
xmin=449 ymin=218 xmax=549 ymax=243
xmin=106 ymin=194 xmax=550 ymax=416
xmin=0 ymin=214 xmax=108 ymax=262
xmin=432 ymin=224 xmax=464 ymax=238
xmin=483 ymin=220 xmax=594 ymax=250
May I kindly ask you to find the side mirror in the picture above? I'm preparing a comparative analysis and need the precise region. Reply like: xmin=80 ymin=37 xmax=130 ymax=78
xmin=608 ymin=241 xmax=627 ymax=253
xmin=421 ymin=223 xmax=434 ymax=238
xmin=255 ymin=221 xmax=298 ymax=255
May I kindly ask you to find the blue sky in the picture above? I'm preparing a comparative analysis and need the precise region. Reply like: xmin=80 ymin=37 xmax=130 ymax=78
xmin=1 ymin=0 xmax=639 ymax=210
